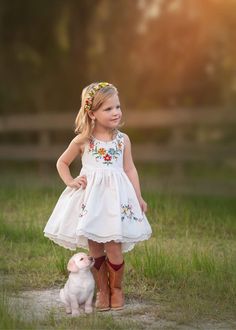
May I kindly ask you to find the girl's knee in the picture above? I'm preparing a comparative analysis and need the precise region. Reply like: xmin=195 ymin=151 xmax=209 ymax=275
xmin=88 ymin=240 xmax=105 ymax=257
xmin=105 ymin=241 xmax=123 ymax=260
xmin=88 ymin=239 xmax=102 ymax=248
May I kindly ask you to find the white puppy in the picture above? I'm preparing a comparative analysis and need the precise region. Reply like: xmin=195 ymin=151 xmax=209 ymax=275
xmin=60 ymin=252 xmax=95 ymax=316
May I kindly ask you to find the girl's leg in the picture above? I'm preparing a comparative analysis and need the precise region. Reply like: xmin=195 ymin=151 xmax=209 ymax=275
xmin=88 ymin=240 xmax=105 ymax=258
xmin=104 ymin=241 xmax=125 ymax=310
xmin=88 ymin=239 xmax=110 ymax=311
xmin=104 ymin=241 xmax=123 ymax=264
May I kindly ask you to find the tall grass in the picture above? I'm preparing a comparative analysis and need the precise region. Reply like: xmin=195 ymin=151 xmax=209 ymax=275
xmin=128 ymin=241 xmax=236 ymax=294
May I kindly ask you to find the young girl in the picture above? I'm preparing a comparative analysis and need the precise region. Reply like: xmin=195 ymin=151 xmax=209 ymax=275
xmin=44 ymin=82 xmax=152 ymax=311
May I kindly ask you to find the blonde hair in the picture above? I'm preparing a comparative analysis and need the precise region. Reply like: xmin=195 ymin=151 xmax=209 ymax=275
xmin=74 ymin=82 xmax=118 ymax=141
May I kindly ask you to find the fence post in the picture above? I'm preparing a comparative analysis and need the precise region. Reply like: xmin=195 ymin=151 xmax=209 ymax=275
xmin=38 ymin=130 xmax=51 ymax=176
xmin=170 ymin=128 xmax=185 ymax=178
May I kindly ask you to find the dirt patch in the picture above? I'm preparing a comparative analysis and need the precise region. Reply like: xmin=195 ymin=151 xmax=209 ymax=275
xmin=8 ymin=288 xmax=236 ymax=329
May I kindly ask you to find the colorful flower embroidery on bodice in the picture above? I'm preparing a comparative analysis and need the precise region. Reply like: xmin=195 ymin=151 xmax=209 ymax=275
xmin=82 ymin=131 xmax=124 ymax=169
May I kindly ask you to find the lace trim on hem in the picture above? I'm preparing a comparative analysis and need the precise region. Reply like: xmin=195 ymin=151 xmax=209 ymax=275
xmin=75 ymin=230 xmax=152 ymax=244
xmin=44 ymin=231 xmax=151 ymax=253
xmin=44 ymin=234 xmax=78 ymax=251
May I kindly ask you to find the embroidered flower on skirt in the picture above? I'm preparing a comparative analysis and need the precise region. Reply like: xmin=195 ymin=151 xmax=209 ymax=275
xmin=79 ymin=203 xmax=88 ymax=218
xmin=121 ymin=201 xmax=143 ymax=223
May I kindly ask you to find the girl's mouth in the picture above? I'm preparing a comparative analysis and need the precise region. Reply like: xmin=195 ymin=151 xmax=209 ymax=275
xmin=111 ymin=117 xmax=120 ymax=122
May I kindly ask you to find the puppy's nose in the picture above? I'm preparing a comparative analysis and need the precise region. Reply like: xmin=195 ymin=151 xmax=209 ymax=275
xmin=88 ymin=256 xmax=94 ymax=262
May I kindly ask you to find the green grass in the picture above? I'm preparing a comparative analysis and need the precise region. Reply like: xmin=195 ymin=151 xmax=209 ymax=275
xmin=0 ymin=163 xmax=236 ymax=328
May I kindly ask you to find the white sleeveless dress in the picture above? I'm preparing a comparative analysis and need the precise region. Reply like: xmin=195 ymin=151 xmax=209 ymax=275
xmin=44 ymin=131 xmax=152 ymax=252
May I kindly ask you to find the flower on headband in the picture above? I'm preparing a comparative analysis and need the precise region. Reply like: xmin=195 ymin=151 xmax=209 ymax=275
xmin=84 ymin=82 xmax=111 ymax=112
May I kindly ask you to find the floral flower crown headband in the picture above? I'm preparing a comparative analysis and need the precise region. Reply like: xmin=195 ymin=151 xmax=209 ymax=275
xmin=84 ymin=82 xmax=112 ymax=112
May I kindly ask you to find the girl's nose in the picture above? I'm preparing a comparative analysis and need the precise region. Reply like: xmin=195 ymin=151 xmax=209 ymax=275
xmin=114 ymin=106 xmax=121 ymax=112
xmin=113 ymin=109 xmax=121 ymax=116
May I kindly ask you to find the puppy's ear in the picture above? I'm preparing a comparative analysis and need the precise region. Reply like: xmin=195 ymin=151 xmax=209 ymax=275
xmin=67 ymin=257 xmax=78 ymax=273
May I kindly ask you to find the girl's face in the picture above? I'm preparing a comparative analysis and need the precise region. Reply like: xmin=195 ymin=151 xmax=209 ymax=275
xmin=90 ymin=93 xmax=122 ymax=130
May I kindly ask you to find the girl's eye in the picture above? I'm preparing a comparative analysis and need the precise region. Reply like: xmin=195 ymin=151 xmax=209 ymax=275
xmin=104 ymin=105 xmax=120 ymax=111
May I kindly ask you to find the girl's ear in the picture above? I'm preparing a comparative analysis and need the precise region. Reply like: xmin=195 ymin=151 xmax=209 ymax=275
xmin=67 ymin=257 xmax=78 ymax=272
xmin=87 ymin=110 xmax=95 ymax=120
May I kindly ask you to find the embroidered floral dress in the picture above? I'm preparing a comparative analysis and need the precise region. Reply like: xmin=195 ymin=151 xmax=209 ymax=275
xmin=44 ymin=131 xmax=152 ymax=252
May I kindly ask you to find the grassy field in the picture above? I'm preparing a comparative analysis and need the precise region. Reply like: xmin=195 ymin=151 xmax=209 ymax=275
xmin=0 ymin=162 xmax=236 ymax=329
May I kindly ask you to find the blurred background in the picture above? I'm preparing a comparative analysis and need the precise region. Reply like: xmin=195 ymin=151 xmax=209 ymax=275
xmin=0 ymin=0 xmax=236 ymax=196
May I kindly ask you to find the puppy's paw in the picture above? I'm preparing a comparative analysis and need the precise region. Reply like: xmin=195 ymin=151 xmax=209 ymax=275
xmin=85 ymin=306 xmax=93 ymax=314
xmin=71 ymin=310 xmax=80 ymax=317
xmin=65 ymin=306 xmax=72 ymax=314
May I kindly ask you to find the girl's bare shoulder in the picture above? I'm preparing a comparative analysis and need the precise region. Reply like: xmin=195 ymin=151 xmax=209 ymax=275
xmin=72 ymin=134 xmax=84 ymax=145
xmin=121 ymin=132 xmax=131 ymax=145
xmin=71 ymin=135 xmax=87 ymax=155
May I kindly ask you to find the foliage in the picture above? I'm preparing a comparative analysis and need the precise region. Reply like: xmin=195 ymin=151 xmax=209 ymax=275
xmin=1 ymin=0 xmax=236 ymax=113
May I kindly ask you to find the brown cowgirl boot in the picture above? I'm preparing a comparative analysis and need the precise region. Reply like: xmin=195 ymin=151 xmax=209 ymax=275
xmin=91 ymin=256 xmax=110 ymax=311
xmin=107 ymin=260 xmax=125 ymax=310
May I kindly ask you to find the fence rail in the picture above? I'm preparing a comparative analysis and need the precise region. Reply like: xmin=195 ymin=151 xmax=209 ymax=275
xmin=0 ymin=109 xmax=235 ymax=163
xmin=0 ymin=108 xmax=236 ymax=132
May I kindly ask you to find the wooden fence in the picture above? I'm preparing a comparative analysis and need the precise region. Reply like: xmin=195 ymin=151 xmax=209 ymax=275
xmin=0 ymin=108 xmax=235 ymax=164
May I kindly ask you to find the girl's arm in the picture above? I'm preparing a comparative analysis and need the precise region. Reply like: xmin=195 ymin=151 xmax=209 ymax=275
xmin=123 ymin=134 xmax=147 ymax=213
xmin=56 ymin=136 xmax=87 ymax=189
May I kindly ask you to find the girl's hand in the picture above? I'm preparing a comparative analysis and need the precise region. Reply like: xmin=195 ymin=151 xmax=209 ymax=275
xmin=67 ymin=175 xmax=87 ymax=189
xmin=138 ymin=196 xmax=148 ymax=213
